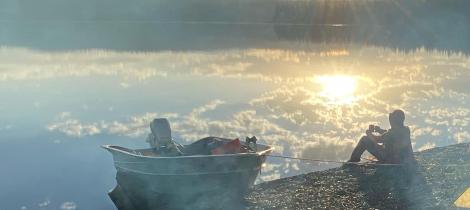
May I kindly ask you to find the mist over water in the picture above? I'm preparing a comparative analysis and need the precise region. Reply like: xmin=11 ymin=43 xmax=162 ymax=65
xmin=1 ymin=0 xmax=470 ymax=209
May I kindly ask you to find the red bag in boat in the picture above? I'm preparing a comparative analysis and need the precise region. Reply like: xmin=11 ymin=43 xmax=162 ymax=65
xmin=211 ymin=138 xmax=245 ymax=155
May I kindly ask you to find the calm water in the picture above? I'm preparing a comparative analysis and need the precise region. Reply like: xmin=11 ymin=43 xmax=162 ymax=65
xmin=2 ymin=0 xmax=470 ymax=209
xmin=2 ymin=46 xmax=470 ymax=209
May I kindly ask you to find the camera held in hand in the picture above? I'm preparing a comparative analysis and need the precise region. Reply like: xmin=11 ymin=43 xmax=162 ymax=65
xmin=369 ymin=124 xmax=375 ymax=132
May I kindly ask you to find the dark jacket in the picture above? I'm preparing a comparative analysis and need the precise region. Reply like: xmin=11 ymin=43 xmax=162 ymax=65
xmin=379 ymin=126 xmax=413 ymax=163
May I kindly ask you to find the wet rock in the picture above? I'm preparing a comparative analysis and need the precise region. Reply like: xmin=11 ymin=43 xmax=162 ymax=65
xmin=246 ymin=143 xmax=470 ymax=209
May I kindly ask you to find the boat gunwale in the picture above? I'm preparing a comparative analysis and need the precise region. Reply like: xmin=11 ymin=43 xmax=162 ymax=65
xmin=101 ymin=144 xmax=273 ymax=159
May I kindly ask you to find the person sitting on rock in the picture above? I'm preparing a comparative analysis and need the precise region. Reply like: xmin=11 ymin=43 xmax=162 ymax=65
xmin=348 ymin=109 xmax=413 ymax=164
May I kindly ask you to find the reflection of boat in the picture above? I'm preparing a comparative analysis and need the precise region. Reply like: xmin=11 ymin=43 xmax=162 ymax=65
xmin=102 ymin=140 xmax=272 ymax=209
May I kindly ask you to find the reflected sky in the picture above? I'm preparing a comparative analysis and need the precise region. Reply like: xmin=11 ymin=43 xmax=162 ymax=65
xmin=314 ymin=75 xmax=358 ymax=105
xmin=3 ymin=0 xmax=470 ymax=208
xmin=1 ymin=45 xmax=470 ymax=209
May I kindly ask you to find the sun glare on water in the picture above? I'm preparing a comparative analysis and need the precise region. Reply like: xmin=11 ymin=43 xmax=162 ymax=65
xmin=315 ymin=75 xmax=358 ymax=105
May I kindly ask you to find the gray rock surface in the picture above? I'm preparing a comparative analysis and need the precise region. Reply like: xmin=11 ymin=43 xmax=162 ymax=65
xmin=246 ymin=143 xmax=470 ymax=209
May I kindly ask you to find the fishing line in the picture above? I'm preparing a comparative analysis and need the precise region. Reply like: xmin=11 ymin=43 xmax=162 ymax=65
xmin=0 ymin=19 xmax=370 ymax=27
xmin=267 ymin=154 xmax=402 ymax=166
xmin=267 ymin=154 xmax=470 ymax=168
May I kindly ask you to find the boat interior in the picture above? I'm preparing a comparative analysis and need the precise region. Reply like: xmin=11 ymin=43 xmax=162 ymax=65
xmin=107 ymin=142 xmax=271 ymax=157
xmin=106 ymin=119 xmax=272 ymax=157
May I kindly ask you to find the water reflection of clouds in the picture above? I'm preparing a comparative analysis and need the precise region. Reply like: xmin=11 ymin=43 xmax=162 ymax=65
xmin=0 ymin=124 xmax=13 ymax=131
xmin=60 ymin=201 xmax=77 ymax=210
xmin=3 ymin=46 xmax=470 ymax=180
xmin=47 ymin=111 xmax=179 ymax=138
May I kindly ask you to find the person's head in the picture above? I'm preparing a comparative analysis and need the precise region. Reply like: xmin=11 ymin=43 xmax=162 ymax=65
xmin=389 ymin=109 xmax=405 ymax=128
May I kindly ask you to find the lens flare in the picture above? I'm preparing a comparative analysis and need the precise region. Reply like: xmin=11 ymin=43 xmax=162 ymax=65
xmin=315 ymin=75 xmax=357 ymax=105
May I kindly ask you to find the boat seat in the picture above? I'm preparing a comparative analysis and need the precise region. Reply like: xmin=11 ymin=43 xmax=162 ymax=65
xmin=134 ymin=149 xmax=159 ymax=156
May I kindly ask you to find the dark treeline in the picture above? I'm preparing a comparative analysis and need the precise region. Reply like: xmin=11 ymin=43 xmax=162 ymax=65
xmin=1 ymin=0 xmax=469 ymax=52
xmin=273 ymin=0 xmax=470 ymax=51
xmin=0 ymin=0 xmax=274 ymax=21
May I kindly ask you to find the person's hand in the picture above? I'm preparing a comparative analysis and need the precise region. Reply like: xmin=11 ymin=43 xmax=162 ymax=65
xmin=374 ymin=126 xmax=386 ymax=134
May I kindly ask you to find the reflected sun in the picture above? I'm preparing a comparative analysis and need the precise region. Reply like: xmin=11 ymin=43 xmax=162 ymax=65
xmin=315 ymin=75 xmax=357 ymax=105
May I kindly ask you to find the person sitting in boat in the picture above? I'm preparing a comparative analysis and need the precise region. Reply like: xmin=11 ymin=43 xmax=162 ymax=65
xmin=348 ymin=109 xmax=414 ymax=164
xmin=146 ymin=118 xmax=183 ymax=156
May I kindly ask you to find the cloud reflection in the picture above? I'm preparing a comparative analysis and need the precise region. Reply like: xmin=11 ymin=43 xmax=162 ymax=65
xmin=60 ymin=201 xmax=77 ymax=210
xmin=7 ymin=46 xmax=466 ymax=179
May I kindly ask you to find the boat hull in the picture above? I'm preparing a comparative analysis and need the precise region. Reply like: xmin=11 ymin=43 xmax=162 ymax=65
xmin=103 ymin=144 xmax=272 ymax=209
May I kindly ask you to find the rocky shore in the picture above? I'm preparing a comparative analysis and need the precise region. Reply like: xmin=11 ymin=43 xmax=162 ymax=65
xmin=246 ymin=143 xmax=470 ymax=209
